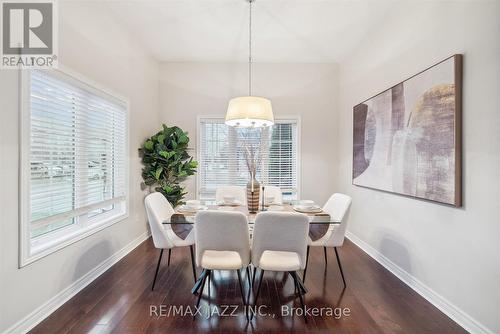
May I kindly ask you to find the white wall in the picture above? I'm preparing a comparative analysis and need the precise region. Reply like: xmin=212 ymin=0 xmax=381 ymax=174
xmin=0 ymin=2 xmax=159 ymax=332
xmin=159 ymin=62 xmax=339 ymax=205
xmin=337 ymin=1 xmax=500 ymax=333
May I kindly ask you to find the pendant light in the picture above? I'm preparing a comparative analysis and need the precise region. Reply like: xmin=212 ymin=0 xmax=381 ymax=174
xmin=225 ymin=0 xmax=274 ymax=128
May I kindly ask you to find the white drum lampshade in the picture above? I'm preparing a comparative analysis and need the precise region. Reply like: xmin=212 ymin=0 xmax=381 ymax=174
xmin=225 ymin=96 xmax=274 ymax=127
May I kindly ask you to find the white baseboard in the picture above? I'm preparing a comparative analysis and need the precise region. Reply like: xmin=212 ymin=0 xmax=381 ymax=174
xmin=3 ymin=231 xmax=151 ymax=334
xmin=346 ymin=231 xmax=493 ymax=334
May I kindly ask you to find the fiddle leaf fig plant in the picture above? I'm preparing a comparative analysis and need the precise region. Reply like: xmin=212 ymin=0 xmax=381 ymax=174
xmin=139 ymin=124 xmax=198 ymax=207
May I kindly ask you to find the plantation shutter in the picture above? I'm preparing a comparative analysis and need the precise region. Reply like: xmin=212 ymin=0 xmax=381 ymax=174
xmin=198 ymin=118 xmax=298 ymax=201
xmin=29 ymin=70 xmax=127 ymax=238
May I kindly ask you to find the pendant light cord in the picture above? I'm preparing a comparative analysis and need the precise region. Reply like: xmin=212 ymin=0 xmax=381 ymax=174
xmin=248 ymin=0 xmax=253 ymax=96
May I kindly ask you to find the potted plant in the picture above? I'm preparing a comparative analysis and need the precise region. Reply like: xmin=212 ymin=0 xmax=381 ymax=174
xmin=139 ymin=125 xmax=198 ymax=207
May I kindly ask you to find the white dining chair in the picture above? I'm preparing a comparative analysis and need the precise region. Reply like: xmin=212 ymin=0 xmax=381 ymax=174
xmin=260 ymin=185 xmax=283 ymax=204
xmin=194 ymin=210 xmax=251 ymax=318
xmin=303 ymin=193 xmax=352 ymax=287
xmin=215 ymin=186 xmax=246 ymax=204
xmin=251 ymin=211 xmax=310 ymax=322
xmin=144 ymin=192 xmax=197 ymax=291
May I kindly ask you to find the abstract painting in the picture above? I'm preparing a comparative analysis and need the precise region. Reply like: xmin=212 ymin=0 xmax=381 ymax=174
xmin=352 ymin=55 xmax=462 ymax=206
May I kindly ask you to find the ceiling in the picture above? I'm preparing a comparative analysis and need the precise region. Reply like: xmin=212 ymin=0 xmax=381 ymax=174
xmin=90 ymin=0 xmax=397 ymax=63
xmin=80 ymin=0 xmax=474 ymax=63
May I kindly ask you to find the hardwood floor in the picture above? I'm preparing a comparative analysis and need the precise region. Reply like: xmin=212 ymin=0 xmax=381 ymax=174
xmin=30 ymin=238 xmax=467 ymax=334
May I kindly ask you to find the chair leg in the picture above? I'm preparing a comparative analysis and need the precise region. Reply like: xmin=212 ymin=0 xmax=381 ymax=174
xmin=303 ymin=246 xmax=310 ymax=282
xmin=291 ymin=271 xmax=307 ymax=323
xmin=191 ymin=269 xmax=207 ymax=294
xmin=207 ymin=270 xmax=211 ymax=302
xmin=324 ymin=246 xmax=328 ymax=265
xmin=237 ymin=269 xmax=247 ymax=305
xmin=246 ymin=266 xmax=251 ymax=287
xmin=245 ymin=266 xmax=252 ymax=306
xmin=251 ymin=266 xmax=257 ymax=288
xmin=250 ymin=269 xmax=265 ymax=320
xmin=189 ymin=245 xmax=197 ymax=283
xmin=334 ymin=247 xmax=346 ymax=288
xmin=248 ymin=267 xmax=256 ymax=307
xmin=297 ymin=274 xmax=308 ymax=294
xmin=290 ymin=271 xmax=308 ymax=295
xmin=194 ymin=269 xmax=208 ymax=319
xmin=151 ymin=249 xmax=164 ymax=291
xmin=167 ymin=249 xmax=171 ymax=267
xmin=237 ymin=269 xmax=248 ymax=320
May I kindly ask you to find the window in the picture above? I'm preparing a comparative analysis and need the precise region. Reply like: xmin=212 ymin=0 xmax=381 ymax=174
xmin=20 ymin=68 xmax=128 ymax=266
xmin=198 ymin=117 xmax=299 ymax=201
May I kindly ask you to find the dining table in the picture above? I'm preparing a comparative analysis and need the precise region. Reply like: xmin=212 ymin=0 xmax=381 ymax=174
xmin=163 ymin=203 xmax=339 ymax=295
xmin=162 ymin=203 xmax=340 ymax=242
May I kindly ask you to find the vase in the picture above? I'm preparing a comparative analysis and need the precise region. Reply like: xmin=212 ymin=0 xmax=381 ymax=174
xmin=246 ymin=177 xmax=260 ymax=213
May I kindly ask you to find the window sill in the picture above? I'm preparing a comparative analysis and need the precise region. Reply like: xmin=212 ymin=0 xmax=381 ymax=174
xmin=20 ymin=210 xmax=128 ymax=268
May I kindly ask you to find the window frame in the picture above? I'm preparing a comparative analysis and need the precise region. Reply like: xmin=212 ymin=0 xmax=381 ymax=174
xmin=196 ymin=115 xmax=301 ymax=201
xmin=19 ymin=66 xmax=130 ymax=267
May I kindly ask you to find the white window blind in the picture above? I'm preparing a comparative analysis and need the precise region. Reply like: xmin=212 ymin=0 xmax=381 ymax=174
xmin=267 ymin=122 xmax=298 ymax=192
xmin=198 ymin=118 xmax=299 ymax=201
xmin=27 ymin=70 xmax=127 ymax=240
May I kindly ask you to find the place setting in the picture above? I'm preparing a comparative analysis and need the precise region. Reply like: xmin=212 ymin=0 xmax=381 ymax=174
xmin=292 ymin=200 xmax=323 ymax=214
xmin=216 ymin=195 xmax=243 ymax=207
xmin=177 ymin=200 xmax=208 ymax=214
xmin=264 ymin=195 xmax=284 ymax=211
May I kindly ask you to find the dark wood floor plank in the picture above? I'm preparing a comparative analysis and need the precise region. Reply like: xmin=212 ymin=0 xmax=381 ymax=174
xmin=110 ymin=252 xmax=189 ymax=333
xmin=29 ymin=238 xmax=467 ymax=334
xmin=30 ymin=242 xmax=157 ymax=334
xmin=341 ymin=242 xmax=467 ymax=334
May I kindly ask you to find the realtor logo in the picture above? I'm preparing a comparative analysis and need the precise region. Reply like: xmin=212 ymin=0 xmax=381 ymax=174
xmin=1 ymin=0 xmax=57 ymax=68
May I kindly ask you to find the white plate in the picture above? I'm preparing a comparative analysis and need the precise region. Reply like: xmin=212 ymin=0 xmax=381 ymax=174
xmin=295 ymin=204 xmax=320 ymax=210
xmin=178 ymin=205 xmax=208 ymax=213
xmin=216 ymin=200 xmax=242 ymax=206
xmin=293 ymin=205 xmax=322 ymax=213
xmin=217 ymin=206 xmax=235 ymax=211
xmin=265 ymin=202 xmax=282 ymax=207
xmin=267 ymin=205 xmax=284 ymax=211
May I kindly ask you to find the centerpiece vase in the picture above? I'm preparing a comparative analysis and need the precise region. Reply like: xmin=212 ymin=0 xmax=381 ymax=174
xmin=246 ymin=174 xmax=260 ymax=213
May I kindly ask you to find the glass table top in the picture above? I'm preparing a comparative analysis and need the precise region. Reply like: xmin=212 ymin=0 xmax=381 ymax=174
xmin=162 ymin=204 xmax=340 ymax=225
